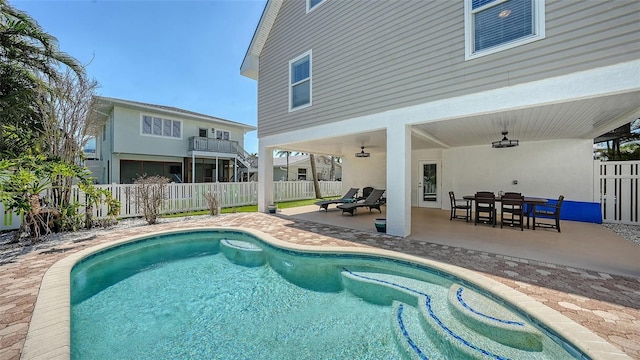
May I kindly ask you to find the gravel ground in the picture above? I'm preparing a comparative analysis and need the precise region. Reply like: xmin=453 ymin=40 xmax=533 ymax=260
xmin=2 ymin=216 xmax=639 ymax=263
xmin=601 ymin=222 xmax=640 ymax=246
xmin=0 ymin=215 xmax=212 ymax=263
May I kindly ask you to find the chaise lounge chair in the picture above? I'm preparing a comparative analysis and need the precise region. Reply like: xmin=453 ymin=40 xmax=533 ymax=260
xmin=314 ymin=188 xmax=359 ymax=211
xmin=337 ymin=189 xmax=386 ymax=216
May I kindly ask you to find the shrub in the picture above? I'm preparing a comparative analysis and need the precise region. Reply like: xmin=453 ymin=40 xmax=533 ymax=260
xmin=204 ymin=192 xmax=220 ymax=216
xmin=133 ymin=175 xmax=170 ymax=225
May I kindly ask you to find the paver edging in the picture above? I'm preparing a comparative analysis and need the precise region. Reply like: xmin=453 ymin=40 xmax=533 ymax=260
xmin=21 ymin=225 xmax=632 ymax=360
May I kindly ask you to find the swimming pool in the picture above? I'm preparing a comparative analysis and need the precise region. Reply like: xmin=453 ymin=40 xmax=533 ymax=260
xmin=69 ymin=229 xmax=582 ymax=359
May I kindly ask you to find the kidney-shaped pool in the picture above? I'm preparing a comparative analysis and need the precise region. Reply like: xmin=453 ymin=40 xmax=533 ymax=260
xmin=67 ymin=229 xmax=586 ymax=359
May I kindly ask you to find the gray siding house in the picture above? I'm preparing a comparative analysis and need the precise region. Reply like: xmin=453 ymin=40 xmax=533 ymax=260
xmin=242 ymin=0 xmax=640 ymax=236
xmin=90 ymin=97 xmax=256 ymax=184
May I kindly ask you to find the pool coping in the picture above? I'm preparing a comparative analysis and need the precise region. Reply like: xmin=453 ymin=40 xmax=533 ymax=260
xmin=21 ymin=226 xmax=631 ymax=360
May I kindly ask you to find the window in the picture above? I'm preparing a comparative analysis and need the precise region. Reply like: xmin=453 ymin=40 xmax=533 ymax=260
xmin=141 ymin=115 xmax=181 ymax=139
xmin=215 ymin=129 xmax=230 ymax=140
xmin=289 ymin=50 xmax=312 ymax=111
xmin=465 ymin=0 xmax=545 ymax=60
xmin=297 ymin=168 xmax=307 ymax=180
xmin=199 ymin=128 xmax=208 ymax=137
xmin=306 ymin=0 xmax=325 ymax=13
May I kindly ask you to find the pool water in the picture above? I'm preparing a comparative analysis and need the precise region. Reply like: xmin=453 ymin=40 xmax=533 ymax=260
xmin=71 ymin=230 xmax=580 ymax=359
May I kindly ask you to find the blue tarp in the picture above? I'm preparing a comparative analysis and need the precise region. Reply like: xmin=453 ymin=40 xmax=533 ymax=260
xmin=534 ymin=199 xmax=602 ymax=224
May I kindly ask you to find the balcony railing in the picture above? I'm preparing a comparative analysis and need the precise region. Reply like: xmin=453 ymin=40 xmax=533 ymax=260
xmin=188 ymin=137 xmax=255 ymax=172
xmin=188 ymin=137 xmax=239 ymax=154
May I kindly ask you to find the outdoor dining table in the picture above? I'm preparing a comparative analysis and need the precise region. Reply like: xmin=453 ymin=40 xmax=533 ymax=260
xmin=463 ymin=195 xmax=548 ymax=229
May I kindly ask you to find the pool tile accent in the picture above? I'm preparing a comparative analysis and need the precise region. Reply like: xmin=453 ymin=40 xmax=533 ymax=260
xmin=343 ymin=268 xmax=514 ymax=359
xmin=396 ymin=303 xmax=429 ymax=360
xmin=449 ymin=286 xmax=543 ymax=351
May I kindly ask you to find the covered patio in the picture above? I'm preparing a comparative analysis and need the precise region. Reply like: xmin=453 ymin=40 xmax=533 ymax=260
xmin=280 ymin=205 xmax=640 ymax=278
xmin=257 ymin=61 xmax=640 ymax=238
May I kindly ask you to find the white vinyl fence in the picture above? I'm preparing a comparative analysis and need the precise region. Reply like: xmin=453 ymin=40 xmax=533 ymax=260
xmin=0 ymin=181 xmax=343 ymax=231
xmin=595 ymin=160 xmax=640 ymax=225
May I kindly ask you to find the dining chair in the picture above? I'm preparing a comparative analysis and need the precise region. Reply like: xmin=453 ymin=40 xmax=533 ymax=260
xmin=449 ymin=191 xmax=471 ymax=222
xmin=500 ymin=192 xmax=524 ymax=230
xmin=534 ymin=195 xmax=564 ymax=232
xmin=474 ymin=191 xmax=496 ymax=227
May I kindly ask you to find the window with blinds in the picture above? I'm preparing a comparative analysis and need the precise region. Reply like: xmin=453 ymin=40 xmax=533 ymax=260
xmin=465 ymin=0 xmax=545 ymax=60
xmin=141 ymin=115 xmax=182 ymax=139
xmin=289 ymin=50 xmax=312 ymax=111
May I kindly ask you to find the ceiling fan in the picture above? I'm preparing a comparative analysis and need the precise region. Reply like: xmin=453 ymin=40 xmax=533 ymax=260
xmin=355 ymin=146 xmax=370 ymax=158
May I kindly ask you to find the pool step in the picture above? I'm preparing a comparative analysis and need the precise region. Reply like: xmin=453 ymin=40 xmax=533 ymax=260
xmin=391 ymin=301 xmax=433 ymax=360
xmin=448 ymin=284 xmax=542 ymax=351
xmin=340 ymin=268 xmax=444 ymax=307
xmin=220 ymin=239 xmax=265 ymax=267
xmin=343 ymin=269 xmax=546 ymax=359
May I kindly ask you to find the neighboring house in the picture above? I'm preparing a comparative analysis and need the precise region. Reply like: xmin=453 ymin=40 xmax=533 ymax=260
xmin=273 ymin=154 xmax=342 ymax=181
xmin=89 ymin=96 xmax=256 ymax=184
xmin=241 ymin=0 xmax=640 ymax=236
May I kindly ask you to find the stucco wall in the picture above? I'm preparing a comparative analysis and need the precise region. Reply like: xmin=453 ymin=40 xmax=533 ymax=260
xmin=342 ymin=139 xmax=594 ymax=208
xmin=342 ymin=153 xmax=387 ymax=197
xmin=440 ymin=139 xmax=594 ymax=207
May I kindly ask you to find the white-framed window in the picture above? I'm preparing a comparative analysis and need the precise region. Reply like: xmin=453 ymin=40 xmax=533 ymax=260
xmin=289 ymin=50 xmax=312 ymax=111
xmin=464 ymin=0 xmax=545 ymax=60
xmin=213 ymin=129 xmax=230 ymax=140
xmin=141 ymin=115 xmax=182 ymax=139
xmin=306 ymin=0 xmax=326 ymax=13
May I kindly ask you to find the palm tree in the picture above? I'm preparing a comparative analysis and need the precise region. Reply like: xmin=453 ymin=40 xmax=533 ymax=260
xmin=0 ymin=1 xmax=84 ymax=78
xmin=275 ymin=150 xmax=291 ymax=181
xmin=292 ymin=151 xmax=322 ymax=198
xmin=308 ymin=153 xmax=321 ymax=198
xmin=329 ymin=156 xmax=341 ymax=181
xmin=0 ymin=0 xmax=85 ymax=156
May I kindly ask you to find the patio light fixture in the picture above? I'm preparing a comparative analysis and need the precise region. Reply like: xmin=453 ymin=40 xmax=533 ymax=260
xmin=355 ymin=146 xmax=370 ymax=158
xmin=492 ymin=131 xmax=519 ymax=148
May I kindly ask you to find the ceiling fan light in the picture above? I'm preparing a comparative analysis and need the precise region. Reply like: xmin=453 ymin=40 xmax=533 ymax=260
xmin=492 ymin=131 xmax=519 ymax=148
xmin=355 ymin=146 xmax=370 ymax=157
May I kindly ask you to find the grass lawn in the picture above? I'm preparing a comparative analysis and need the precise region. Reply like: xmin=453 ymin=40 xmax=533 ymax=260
xmin=162 ymin=197 xmax=340 ymax=218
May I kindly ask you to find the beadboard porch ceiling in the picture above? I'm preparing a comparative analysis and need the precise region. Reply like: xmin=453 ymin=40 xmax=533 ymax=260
xmin=275 ymin=90 xmax=640 ymax=157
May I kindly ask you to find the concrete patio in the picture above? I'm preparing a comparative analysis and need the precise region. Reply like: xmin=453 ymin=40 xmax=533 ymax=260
xmin=282 ymin=205 xmax=640 ymax=278
xmin=1 ymin=210 xmax=639 ymax=359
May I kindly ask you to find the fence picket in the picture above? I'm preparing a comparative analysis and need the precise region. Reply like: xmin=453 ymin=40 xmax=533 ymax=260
xmin=0 ymin=181 xmax=342 ymax=231
xmin=595 ymin=160 xmax=640 ymax=225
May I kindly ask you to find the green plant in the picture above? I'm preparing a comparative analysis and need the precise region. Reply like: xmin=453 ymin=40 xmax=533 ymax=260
xmin=79 ymin=182 xmax=120 ymax=228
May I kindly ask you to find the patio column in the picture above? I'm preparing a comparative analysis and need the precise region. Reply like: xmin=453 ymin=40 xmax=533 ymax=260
xmin=258 ymin=141 xmax=275 ymax=213
xmin=386 ymin=124 xmax=412 ymax=237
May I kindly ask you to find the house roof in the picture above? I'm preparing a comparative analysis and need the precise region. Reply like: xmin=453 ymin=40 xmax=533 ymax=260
xmin=94 ymin=96 xmax=256 ymax=131
xmin=241 ymin=0 xmax=281 ymax=80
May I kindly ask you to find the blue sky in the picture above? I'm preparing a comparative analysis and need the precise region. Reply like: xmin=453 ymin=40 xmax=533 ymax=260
xmin=10 ymin=0 xmax=266 ymax=154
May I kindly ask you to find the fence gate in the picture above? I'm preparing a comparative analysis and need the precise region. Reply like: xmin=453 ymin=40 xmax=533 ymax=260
xmin=595 ymin=160 xmax=640 ymax=224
